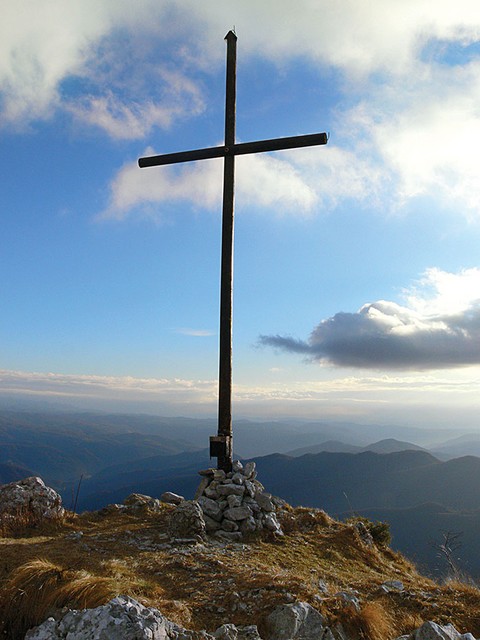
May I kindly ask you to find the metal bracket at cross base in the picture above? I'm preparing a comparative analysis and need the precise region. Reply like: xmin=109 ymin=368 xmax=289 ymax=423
xmin=209 ymin=435 xmax=233 ymax=470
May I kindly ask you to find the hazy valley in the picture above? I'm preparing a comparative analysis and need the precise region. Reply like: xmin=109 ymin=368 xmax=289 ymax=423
xmin=1 ymin=409 xmax=480 ymax=579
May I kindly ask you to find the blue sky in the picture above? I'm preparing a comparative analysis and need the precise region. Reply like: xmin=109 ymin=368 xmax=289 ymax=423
xmin=1 ymin=1 xmax=480 ymax=428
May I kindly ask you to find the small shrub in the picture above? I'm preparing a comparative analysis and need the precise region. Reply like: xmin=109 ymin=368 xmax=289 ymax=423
xmin=278 ymin=506 xmax=331 ymax=534
xmin=346 ymin=516 xmax=391 ymax=548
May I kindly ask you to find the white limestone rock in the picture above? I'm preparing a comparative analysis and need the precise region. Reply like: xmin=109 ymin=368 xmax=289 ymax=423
xmin=262 ymin=512 xmax=282 ymax=533
xmin=213 ymin=624 xmax=262 ymax=640
xmin=217 ymin=484 xmax=245 ymax=497
xmin=25 ymin=596 xmax=214 ymax=640
xmin=334 ymin=591 xmax=361 ymax=612
xmin=224 ymin=506 xmax=253 ymax=521
xmin=198 ymin=496 xmax=223 ymax=522
xmin=255 ymin=492 xmax=274 ymax=513
xmin=124 ymin=493 xmax=163 ymax=511
xmin=243 ymin=462 xmax=256 ymax=479
xmin=168 ymin=500 xmax=206 ymax=539
xmin=213 ymin=624 xmax=238 ymax=640
xmin=205 ymin=483 xmax=220 ymax=500
xmin=380 ymin=579 xmax=405 ymax=593
xmin=396 ymin=621 xmax=476 ymax=639
xmin=231 ymin=472 xmax=245 ymax=485
xmin=263 ymin=602 xmax=328 ymax=640
xmin=160 ymin=492 xmax=184 ymax=505
xmin=0 ymin=476 xmax=64 ymax=519
xmin=244 ymin=480 xmax=256 ymax=498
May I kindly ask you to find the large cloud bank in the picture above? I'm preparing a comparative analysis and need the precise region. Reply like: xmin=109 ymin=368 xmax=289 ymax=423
xmin=3 ymin=1 xmax=480 ymax=217
xmin=260 ymin=269 xmax=480 ymax=370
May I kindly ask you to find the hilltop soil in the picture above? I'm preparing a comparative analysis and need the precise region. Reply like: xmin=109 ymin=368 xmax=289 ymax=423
xmin=1 ymin=503 xmax=480 ymax=639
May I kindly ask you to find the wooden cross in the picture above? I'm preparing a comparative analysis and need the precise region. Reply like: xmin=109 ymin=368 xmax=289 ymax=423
xmin=139 ymin=31 xmax=328 ymax=472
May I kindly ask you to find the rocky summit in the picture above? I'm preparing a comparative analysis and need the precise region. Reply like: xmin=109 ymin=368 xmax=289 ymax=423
xmin=1 ymin=471 xmax=480 ymax=640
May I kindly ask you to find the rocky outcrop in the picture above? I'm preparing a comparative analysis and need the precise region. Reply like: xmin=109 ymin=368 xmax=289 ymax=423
xmin=263 ymin=602 xmax=331 ymax=639
xmin=22 ymin=593 xmax=479 ymax=640
xmin=24 ymin=595 xmax=260 ymax=640
xmin=168 ymin=499 xmax=206 ymax=540
xmin=395 ymin=621 xmax=476 ymax=639
xmin=123 ymin=493 xmax=163 ymax=512
xmin=194 ymin=461 xmax=283 ymax=539
xmin=213 ymin=624 xmax=262 ymax=639
xmin=0 ymin=476 xmax=64 ymax=519
xmin=160 ymin=491 xmax=185 ymax=505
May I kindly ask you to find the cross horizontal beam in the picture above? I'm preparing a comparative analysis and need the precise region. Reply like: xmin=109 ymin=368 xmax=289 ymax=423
xmin=138 ymin=132 xmax=328 ymax=168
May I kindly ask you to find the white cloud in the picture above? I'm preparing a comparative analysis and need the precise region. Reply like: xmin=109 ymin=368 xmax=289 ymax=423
xmin=404 ymin=267 xmax=480 ymax=316
xmin=189 ymin=0 xmax=480 ymax=76
xmin=4 ymin=1 xmax=480 ymax=122
xmin=67 ymin=69 xmax=204 ymax=140
xmin=100 ymin=148 xmax=322 ymax=221
xmin=100 ymin=153 xmax=223 ymax=221
xmin=0 ymin=1 xmax=113 ymax=124
xmin=0 ymin=368 xmax=217 ymax=406
xmin=175 ymin=328 xmax=216 ymax=337
xmin=3 ymin=0 xmax=480 ymax=215
xmin=260 ymin=268 xmax=480 ymax=370
xmin=1 ymin=366 xmax=480 ymax=427
xmin=362 ymin=61 xmax=480 ymax=209
xmin=0 ymin=1 xmax=203 ymax=133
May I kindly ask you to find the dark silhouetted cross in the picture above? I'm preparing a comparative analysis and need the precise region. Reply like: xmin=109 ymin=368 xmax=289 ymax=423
xmin=139 ymin=31 xmax=328 ymax=472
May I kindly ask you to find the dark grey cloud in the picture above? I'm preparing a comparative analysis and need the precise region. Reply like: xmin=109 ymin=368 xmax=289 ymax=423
xmin=260 ymin=300 xmax=480 ymax=370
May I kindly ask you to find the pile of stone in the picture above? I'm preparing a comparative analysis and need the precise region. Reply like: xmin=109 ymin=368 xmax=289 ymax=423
xmin=0 ymin=476 xmax=64 ymax=520
xmin=193 ymin=460 xmax=283 ymax=540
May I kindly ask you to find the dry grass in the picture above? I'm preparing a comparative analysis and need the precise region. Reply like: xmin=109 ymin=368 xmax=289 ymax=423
xmin=0 ymin=504 xmax=480 ymax=639
xmin=336 ymin=601 xmax=395 ymax=640
xmin=0 ymin=507 xmax=66 ymax=539
xmin=0 ymin=558 xmax=119 ymax=639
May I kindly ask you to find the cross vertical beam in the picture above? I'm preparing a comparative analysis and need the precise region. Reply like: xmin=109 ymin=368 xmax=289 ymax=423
xmin=216 ymin=31 xmax=237 ymax=472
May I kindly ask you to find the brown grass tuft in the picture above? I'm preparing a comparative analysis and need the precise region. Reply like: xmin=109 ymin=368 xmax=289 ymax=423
xmin=0 ymin=507 xmax=68 ymax=539
xmin=278 ymin=506 xmax=332 ymax=534
xmin=0 ymin=558 xmax=118 ymax=639
xmin=339 ymin=601 xmax=395 ymax=640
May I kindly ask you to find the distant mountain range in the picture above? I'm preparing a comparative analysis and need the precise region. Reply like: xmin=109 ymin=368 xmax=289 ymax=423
xmin=0 ymin=411 xmax=201 ymax=486
xmin=1 ymin=409 xmax=480 ymax=578
xmin=286 ymin=437 xmax=429 ymax=457
xmin=74 ymin=447 xmax=480 ymax=515
xmin=251 ymin=450 xmax=480 ymax=513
